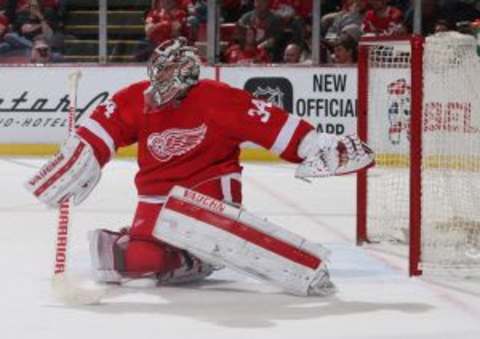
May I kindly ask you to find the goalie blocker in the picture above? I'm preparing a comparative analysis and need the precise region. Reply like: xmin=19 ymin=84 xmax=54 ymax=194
xmin=153 ymin=186 xmax=335 ymax=296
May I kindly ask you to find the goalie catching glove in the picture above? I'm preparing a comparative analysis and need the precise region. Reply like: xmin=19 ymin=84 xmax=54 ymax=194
xmin=295 ymin=131 xmax=375 ymax=179
xmin=25 ymin=135 xmax=101 ymax=207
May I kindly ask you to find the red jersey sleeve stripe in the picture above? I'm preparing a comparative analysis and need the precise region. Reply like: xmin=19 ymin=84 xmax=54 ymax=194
xmin=270 ymin=114 xmax=300 ymax=155
xmin=79 ymin=118 xmax=116 ymax=160
xmin=279 ymin=119 xmax=315 ymax=163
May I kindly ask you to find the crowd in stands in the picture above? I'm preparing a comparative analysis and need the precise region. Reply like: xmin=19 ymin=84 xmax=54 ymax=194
xmin=0 ymin=0 xmax=65 ymax=63
xmin=2 ymin=0 xmax=480 ymax=64
xmin=214 ymin=0 xmax=480 ymax=64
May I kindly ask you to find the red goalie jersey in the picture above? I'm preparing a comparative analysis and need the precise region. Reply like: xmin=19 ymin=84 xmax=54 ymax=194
xmin=77 ymin=79 xmax=314 ymax=199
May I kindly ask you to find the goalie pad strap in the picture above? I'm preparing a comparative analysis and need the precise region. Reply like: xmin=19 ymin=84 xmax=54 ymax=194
xmin=165 ymin=197 xmax=321 ymax=270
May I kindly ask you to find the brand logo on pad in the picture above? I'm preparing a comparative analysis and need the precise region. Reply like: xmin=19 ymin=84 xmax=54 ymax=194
xmin=183 ymin=189 xmax=226 ymax=214
xmin=147 ymin=124 xmax=207 ymax=162
xmin=28 ymin=153 xmax=65 ymax=186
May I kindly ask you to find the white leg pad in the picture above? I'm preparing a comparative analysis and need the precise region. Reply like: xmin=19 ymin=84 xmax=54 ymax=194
xmin=152 ymin=186 xmax=333 ymax=296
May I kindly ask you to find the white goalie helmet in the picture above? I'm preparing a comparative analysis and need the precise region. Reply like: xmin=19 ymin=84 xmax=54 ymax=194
xmin=146 ymin=37 xmax=201 ymax=107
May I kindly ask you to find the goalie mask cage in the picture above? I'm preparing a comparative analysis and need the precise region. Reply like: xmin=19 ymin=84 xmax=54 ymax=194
xmin=357 ymin=32 xmax=480 ymax=277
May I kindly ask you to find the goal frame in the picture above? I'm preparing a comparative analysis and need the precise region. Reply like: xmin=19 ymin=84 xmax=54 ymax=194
xmin=356 ymin=35 xmax=425 ymax=276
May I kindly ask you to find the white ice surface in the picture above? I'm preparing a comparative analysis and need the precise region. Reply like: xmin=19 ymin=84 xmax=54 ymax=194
xmin=1 ymin=158 xmax=479 ymax=339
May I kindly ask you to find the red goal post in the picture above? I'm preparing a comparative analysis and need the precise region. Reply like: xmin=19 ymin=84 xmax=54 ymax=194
xmin=356 ymin=33 xmax=480 ymax=277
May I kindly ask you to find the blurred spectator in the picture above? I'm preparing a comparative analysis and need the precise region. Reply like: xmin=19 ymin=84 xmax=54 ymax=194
xmin=237 ymin=0 xmax=283 ymax=61
xmin=331 ymin=35 xmax=358 ymax=64
xmin=2 ymin=0 xmax=54 ymax=52
xmin=0 ymin=0 xmax=25 ymax=24
xmin=296 ymin=0 xmax=312 ymax=21
xmin=325 ymin=0 xmax=368 ymax=41
xmin=0 ymin=2 xmax=8 ymax=28
xmin=282 ymin=42 xmax=311 ymax=64
xmin=283 ymin=42 xmax=301 ymax=63
xmin=222 ymin=0 xmax=254 ymax=23
xmin=389 ymin=0 xmax=410 ymax=12
xmin=185 ymin=0 xmax=207 ymax=41
xmin=223 ymin=25 xmax=270 ymax=64
xmin=270 ymin=0 xmax=307 ymax=48
xmin=14 ymin=1 xmax=65 ymax=32
xmin=433 ymin=18 xmax=452 ymax=34
xmin=29 ymin=33 xmax=61 ymax=63
xmin=423 ymin=0 xmax=480 ymax=36
xmin=341 ymin=23 xmax=363 ymax=41
xmin=0 ymin=0 xmax=15 ymax=24
xmin=322 ymin=0 xmax=344 ymax=15
xmin=135 ymin=0 xmax=188 ymax=61
xmin=456 ymin=20 xmax=474 ymax=35
xmin=270 ymin=0 xmax=299 ymax=19
xmin=0 ymin=1 xmax=19 ymax=56
xmin=0 ymin=11 xmax=7 ymax=33
xmin=400 ymin=0 xmax=478 ymax=35
xmin=0 ymin=8 xmax=9 ymax=53
xmin=403 ymin=0 xmax=440 ymax=35
xmin=362 ymin=0 xmax=404 ymax=35
xmin=441 ymin=0 xmax=480 ymax=24
xmin=321 ymin=0 xmax=355 ymax=35
xmin=320 ymin=22 xmax=362 ymax=64
xmin=145 ymin=0 xmax=188 ymax=46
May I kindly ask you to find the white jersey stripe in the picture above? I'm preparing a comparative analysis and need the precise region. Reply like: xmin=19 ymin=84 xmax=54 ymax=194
xmin=221 ymin=173 xmax=241 ymax=203
xmin=138 ymin=195 xmax=168 ymax=204
xmin=139 ymin=173 xmax=242 ymax=205
xmin=221 ymin=176 xmax=232 ymax=202
xmin=80 ymin=118 xmax=116 ymax=160
xmin=226 ymin=172 xmax=242 ymax=183
xmin=270 ymin=115 xmax=300 ymax=155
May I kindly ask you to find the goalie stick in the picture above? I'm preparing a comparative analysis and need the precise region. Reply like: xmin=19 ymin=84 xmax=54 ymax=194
xmin=51 ymin=70 xmax=107 ymax=305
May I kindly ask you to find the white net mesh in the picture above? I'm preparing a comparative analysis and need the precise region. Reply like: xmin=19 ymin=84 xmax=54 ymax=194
xmin=364 ymin=39 xmax=412 ymax=244
xmin=422 ymin=32 xmax=480 ymax=274
xmin=362 ymin=32 xmax=480 ymax=276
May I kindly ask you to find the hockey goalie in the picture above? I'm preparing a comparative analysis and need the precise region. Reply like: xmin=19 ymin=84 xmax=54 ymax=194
xmin=25 ymin=38 xmax=374 ymax=296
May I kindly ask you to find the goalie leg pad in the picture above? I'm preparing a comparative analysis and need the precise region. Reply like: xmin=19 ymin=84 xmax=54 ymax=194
xmin=153 ymin=186 xmax=335 ymax=296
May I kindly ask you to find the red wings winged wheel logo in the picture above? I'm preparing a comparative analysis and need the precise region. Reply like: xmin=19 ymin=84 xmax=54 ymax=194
xmin=147 ymin=124 xmax=207 ymax=162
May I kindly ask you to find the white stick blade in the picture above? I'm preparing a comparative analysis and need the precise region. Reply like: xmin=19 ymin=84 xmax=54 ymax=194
xmin=52 ymin=273 xmax=108 ymax=305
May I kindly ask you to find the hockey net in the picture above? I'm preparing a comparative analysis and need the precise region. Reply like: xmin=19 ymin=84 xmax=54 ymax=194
xmin=357 ymin=32 xmax=480 ymax=276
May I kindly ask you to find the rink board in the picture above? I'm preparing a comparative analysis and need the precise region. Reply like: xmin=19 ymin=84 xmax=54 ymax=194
xmin=0 ymin=64 xmax=358 ymax=161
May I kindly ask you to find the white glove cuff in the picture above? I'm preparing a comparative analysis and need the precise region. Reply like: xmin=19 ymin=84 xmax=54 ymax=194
xmin=297 ymin=130 xmax=338 ymax=159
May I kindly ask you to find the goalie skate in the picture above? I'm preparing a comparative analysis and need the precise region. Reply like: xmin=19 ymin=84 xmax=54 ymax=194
xmin=157 ymin=250 xmax=218 ymax=285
